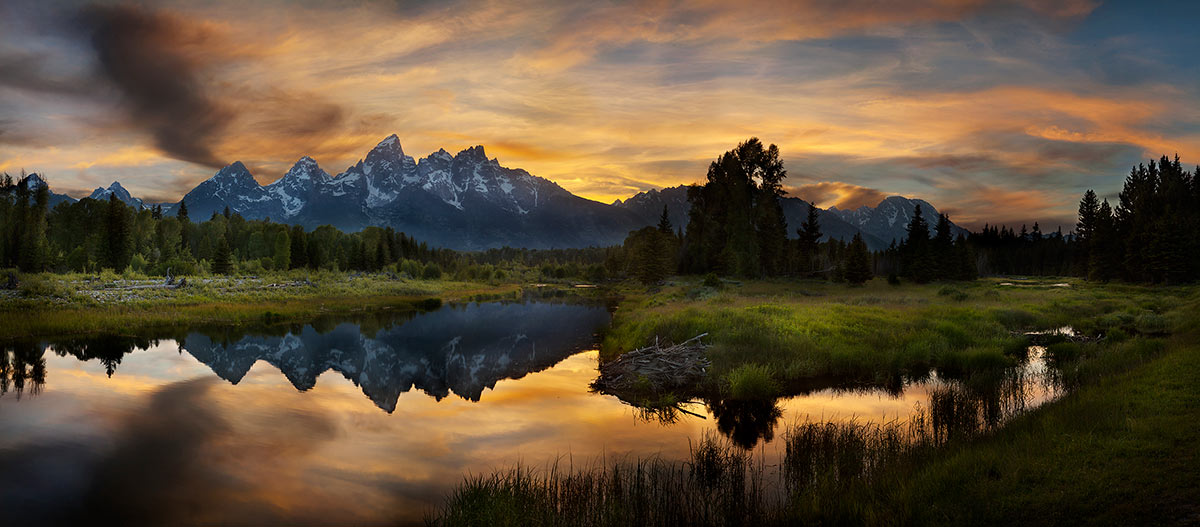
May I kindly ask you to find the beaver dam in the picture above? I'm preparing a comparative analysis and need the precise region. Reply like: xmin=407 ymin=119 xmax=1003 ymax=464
xmin=591 ymin=333 xmax=711 ymax=405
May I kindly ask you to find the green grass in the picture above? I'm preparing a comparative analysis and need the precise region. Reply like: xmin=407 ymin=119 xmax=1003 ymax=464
xmin=434 ymin=281 xmax=1200 ymax=525
xmin=0 ymin=271 xmax=530 ymax=340
xmin=602 ymin=278 xmax=1194 ymax=395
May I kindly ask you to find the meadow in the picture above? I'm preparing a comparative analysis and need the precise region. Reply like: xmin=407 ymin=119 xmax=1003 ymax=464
xmin=432 ymin=277 xmax=1200 ymax=526
xmin=0 ymin=269 xmax=535 ymax=339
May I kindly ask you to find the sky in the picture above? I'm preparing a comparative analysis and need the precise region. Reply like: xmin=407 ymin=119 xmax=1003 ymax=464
xmin=0 ymin=0 xmax=1197 ymax=230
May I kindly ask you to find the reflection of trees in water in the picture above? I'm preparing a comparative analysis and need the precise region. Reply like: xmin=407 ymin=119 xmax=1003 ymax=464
xmin=707 ymin=398 xmax=784 ymax=450
xmin=52 ymin=336 xmax=160 ymax=378
xmin=1 ymin=342 xmax=46 ymax=399
xmin=921 ymin=364 xmax=1057 ymax=444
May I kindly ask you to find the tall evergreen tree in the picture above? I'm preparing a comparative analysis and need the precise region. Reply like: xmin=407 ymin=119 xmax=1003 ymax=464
xmin=212 ymin=235 xmax=233 ymax=275
xmin=843 ymin=233 xmax=872 ymax=285
xmin=1075 ymin=189 xmax=1099 ymax=276
xmin=901 ymin=204 xmax=934 ymax=283
xmin=102 ymin=194 xmax=131 ymax=271
xmin=796 ymin=204 xmax=821 ymax=274
xmin=657 ymin=205 xmax=673 ymax=235
xmin=289 ymin=225 xmax=308 ymax=269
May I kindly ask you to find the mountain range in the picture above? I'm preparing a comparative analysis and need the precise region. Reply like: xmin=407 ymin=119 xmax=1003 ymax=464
xmin=17 ymin=135 xmax=966 ymax=250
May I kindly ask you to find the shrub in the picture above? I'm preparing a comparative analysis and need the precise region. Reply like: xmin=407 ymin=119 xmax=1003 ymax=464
xmin=422 ymin=262 xmax=443 ymax=280
xmin=725 ymin=363 xmax=779 ymax=400
xmin=887 ymin=272 xmax=901 ymax=286
xmin=19 ymin=274 xmax=70 ymax=299
xmin=702 ymin=272 xmax=721 ymax=288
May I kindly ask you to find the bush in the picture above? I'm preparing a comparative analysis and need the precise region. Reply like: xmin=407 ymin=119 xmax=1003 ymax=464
xmin=422 ymin=262 xmax=443 ymax=280
xmin=702 ymin=272 xmax=721 ymax=288
xmin=19 ymin=274 xmax=69 ymax=299
xmin=725 ymin=363 xmax=779 ymax=400
xmin=887 ymin=272 xmax=901 ymax=286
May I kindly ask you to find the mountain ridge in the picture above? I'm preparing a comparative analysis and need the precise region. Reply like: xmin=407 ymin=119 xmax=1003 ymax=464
xmin=19 ymin=136 xmax=968 ymax=250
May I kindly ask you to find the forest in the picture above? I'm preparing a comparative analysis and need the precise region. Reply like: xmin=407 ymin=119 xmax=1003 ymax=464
xmin=0 ymin=147 xmax=1196 ymax=286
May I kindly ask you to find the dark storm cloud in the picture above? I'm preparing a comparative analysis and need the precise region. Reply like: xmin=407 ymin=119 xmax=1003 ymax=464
xmin=0 ymin=50 xmax=94 ymax=96
xmin=78 ymin=4 xmax=232 ymax=167
xmin=68 ymin=3 xmax=365 ymax=173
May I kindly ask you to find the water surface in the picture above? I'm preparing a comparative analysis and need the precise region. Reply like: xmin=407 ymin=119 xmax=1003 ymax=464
xmin=0 ymin=301 xmax=1062 ymax=525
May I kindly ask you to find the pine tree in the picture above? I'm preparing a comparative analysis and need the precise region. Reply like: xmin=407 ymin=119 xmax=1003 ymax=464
xmin=657 ymin=204 xmax=672 ymax=235
xmin=212 ymin=235 xmax=233 ymax=275
xmin=843 ymin=233 xmax=872 ymax=285
xmin=1075 ymin=189 xmax=1099 ymax=276
xmin=796 ymin=204 xmax=821 ymax=274
xmin=901 ymin=204 xmax=934 ymax=283
xmin=102 ymin=194 xmax=130 ymax=271
xmin=289 ymin=225 xmax=308 ymax=269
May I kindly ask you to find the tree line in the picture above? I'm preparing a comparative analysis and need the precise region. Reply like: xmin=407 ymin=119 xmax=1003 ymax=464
xmin=1075 ymin=155 xmax=1200 ymax=283
xmin=5 ymin=147 xmax=1196 ymax=285
xmin=0 ymin=174 xmax=616 ymax=281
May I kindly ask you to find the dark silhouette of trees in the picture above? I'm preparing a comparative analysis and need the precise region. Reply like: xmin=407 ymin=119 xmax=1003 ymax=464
xmin=212 ymin=235 xmax=233 ymax=275
xmin=843 ymin=233 xmax=873 ymax=285
xmin=682 ymin=138 xmax=788 ymax=277
xmin=1075 ymin=155 xmax=1198 ymax=283
xmin=900 ymin=204 xmax=934 ymax=283
xmin=103 ymin=194 xmax=131 ymax=271
xmin=624 ymin=226 xmax=673 ymax=285
xmin=795 ymin=204 xmax=821 ymax=274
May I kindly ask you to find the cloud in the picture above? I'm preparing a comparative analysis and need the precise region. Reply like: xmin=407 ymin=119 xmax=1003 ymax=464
xmin=78 ymin=4 xmax=235 ymax=167
xmin=788 ymin=181 xmax=889 ymax=209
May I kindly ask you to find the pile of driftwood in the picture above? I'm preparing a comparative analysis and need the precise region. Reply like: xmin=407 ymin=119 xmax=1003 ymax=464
xmin=592 ymin=333 xmax=711 ymax=394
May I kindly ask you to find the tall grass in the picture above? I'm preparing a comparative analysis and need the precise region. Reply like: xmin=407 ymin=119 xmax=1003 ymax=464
xmin=431 ymin=433 xmax=769 ymax=527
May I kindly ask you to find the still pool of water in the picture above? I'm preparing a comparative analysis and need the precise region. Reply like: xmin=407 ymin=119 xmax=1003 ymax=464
xmin=0 ymin=301 xmax=1062 ymax=525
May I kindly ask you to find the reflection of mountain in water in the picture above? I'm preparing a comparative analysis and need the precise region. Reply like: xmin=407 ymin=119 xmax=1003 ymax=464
xmin=182 ymin=302 xmax=611 ymax=412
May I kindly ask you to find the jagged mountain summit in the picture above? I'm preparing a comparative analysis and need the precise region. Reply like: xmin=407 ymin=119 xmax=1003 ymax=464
xmin=177 ymin=135 xmax=642 ymax=249
xmin=88 ymin=181 xmax=145 ymax=210
xmin=14 ymin=173 xmax=77 ymax=208
xmin=830 ymin=196 xmax=969 ymax=245
xmin=25 ymin=137 xmax=968 ymax=251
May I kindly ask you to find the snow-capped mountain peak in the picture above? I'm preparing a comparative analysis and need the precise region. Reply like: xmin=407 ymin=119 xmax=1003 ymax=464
xmin=88 ymin=181 xmax=145 ymax=209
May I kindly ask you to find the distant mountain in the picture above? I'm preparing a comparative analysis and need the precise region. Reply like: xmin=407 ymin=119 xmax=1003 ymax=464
xmin=613 ymin=185 xmax=890 ymax=250
xmin=176 ymin=135 xmax=643 ymax=249
xmin=829 ymin=196 xmax=969 ymax=245
xmin=88 ymin=181 xmax=145 ymax=210
xmin=17 ymin=173 xmax=77 ymax=208
xmin=25 ymin=137 xmax=967 ymax=251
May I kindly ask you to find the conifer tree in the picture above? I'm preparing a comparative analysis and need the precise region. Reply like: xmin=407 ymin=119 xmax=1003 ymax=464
xmin=102 ymin=194 xmax=130 ymax=271
xmin=796 ymin=204 xmax=821 ymax=274
xmin=657 ymin=205 xmax=672 ymax=235
xmin=212 ymin=235 xmax=233 ymax=275
xmin=843 ymin=232 xmax=872 ymax=285
xmin=901 ymin=204 xmax=934 ymax=283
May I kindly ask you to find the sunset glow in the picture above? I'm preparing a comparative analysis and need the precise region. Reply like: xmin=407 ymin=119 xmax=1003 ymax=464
xmin=2 ymin=0 xmax=1197 ymax=229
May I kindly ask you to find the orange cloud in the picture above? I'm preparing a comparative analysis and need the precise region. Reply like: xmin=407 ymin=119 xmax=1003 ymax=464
xmin=788 ymin=182 xmax=888 ymax=209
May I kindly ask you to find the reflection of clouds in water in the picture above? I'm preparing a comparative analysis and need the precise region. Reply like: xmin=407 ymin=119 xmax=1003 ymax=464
xmin=1 ymin=319 xmax=1066 ymax=526
xmin=0 ymin=377 xmax=350 ymax=526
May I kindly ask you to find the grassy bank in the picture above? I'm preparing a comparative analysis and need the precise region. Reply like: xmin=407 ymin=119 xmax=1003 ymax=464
xmin=432 ymin=281 xmax=1200 ymax=525
xmin=0 ymin=270 xmax=534 ymax=340
xmin=601 ymin=278 xmax=1192 ymax=398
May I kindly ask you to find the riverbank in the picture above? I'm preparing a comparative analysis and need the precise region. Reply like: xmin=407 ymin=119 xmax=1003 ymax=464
xmin=432 ymin=279 xmax=1200 ymax=525
xmin=0 ymin=271 xmax=548 ymax=340
xmin=599 ymin=277 xmax=1194 ymax=402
